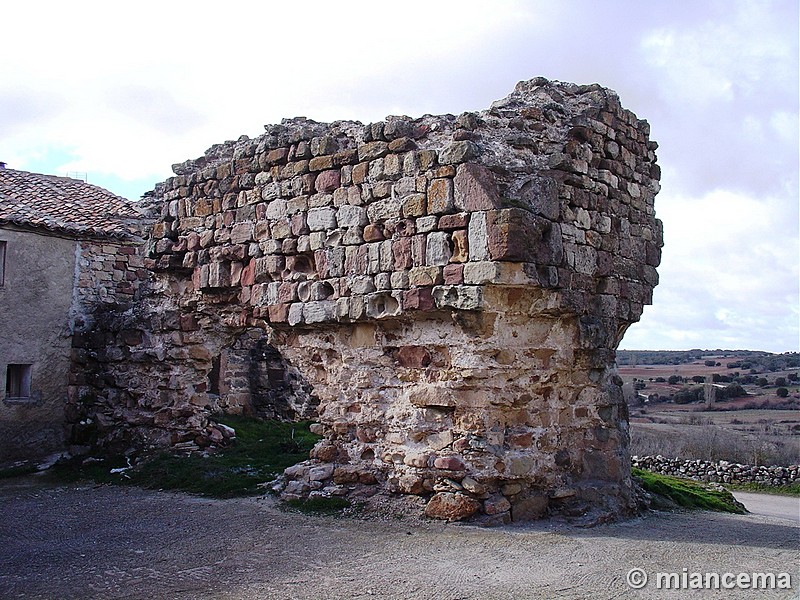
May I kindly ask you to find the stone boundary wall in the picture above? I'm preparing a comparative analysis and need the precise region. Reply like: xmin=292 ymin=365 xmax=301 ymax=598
xmin=633 ymin=455 xmax=799 ymax=487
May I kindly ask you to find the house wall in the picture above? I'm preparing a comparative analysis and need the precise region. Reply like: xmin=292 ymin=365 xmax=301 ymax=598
xmin=0 ymin=226 xmax=147 ymax=464
xmin=0 ymin=228 xmax=76 ymax=463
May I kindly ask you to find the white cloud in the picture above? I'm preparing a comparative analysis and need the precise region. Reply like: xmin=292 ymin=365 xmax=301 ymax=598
xmin=0 ymin=0 xmax=797 ymax=351
xmin=623 ymin=189 xmax=799 ymax=351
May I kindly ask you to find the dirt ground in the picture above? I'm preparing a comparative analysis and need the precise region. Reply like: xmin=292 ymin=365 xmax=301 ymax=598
xmin=0 ymin=475 xmax=797 ymax=600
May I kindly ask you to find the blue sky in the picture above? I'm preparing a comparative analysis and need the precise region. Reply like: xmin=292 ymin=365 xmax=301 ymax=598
xmin=1 ymin=0 xmax=797 ymax=352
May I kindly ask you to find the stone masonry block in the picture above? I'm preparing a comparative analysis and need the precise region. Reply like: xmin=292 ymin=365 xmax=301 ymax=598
xmin=402 ymin=287 xmax=435 ymax=311
xmin=486 ymin=208 xmax=549 ymax=262
xmin=443 ymin=263 xmax=464 ymax=285
xmin=358 ymin=141 xmax=389 ymax=162
xmin=365 ymin=291 xmax=402 ymax=319
xmin=314 ymin=169 xmax=340 ymax=193
xmin=408 ymin=266 xmax=443 ymax=287
xmin=454 ymin=163 xmax=501 ymax=211
xmin=432 ymin=285 xmax=483 ymax=310
xmin=425 ymin=232 xmax=452 ymax=266
xmin=304 ymin=301 xmax=336 ymax=324
xmin=427 ymin=178 xmax=454 ymax=214
xmin=307 ymin=207 xmax=338 ymax=231
xmin=439 ymin=140 xmax=479 ymax=165
xmin=337 ymin=205 xmax=368 ymax=228
xmin=287 ymin=303 xmax=304 ymax=325
xmin=451 ymin=230 xmax=468 ymax=263
xmin=467 ymin=212 xmax=489 ymax=261
xmin=401 ymin=193 xmax=427 ymax=218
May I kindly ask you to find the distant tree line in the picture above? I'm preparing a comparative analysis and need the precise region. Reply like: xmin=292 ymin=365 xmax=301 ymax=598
xmin=617 ymin=349 xmax=799 ymax=372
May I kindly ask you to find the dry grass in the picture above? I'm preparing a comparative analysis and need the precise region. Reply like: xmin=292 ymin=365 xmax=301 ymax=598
xmin=630 ymin=420 xmax=799 ymax=466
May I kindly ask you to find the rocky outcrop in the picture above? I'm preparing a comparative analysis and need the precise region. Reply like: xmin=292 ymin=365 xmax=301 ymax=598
xmin=69 ymin=77 xmax=662 ymax=522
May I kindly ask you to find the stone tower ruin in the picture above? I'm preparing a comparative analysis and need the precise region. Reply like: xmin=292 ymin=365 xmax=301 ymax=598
xmin=69 ymin=78 xmax=662 ymax=523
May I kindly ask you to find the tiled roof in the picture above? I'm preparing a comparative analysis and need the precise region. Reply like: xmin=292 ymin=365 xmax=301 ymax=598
xmin=0 ymin=168 xmax=143 ymax=239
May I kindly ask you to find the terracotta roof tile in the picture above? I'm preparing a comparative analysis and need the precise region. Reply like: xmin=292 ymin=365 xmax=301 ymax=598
xmin=0 ymin=168 xmax=143 ymax=239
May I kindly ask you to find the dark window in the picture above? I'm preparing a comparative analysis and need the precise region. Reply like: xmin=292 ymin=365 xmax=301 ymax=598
xmin=0 ymin=241 xmax=6 ymax=286
xmin=6 ymin=364 xmax=32 ymax=398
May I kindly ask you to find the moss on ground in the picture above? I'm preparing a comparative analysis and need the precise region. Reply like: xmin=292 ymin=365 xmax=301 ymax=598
xmin=633 ymin=468 xmax=748 ymax=514
xmin=0 ymin=464 xmax=38 ymax=479
xmin=51 ymin=416 xmax=320 ymax=498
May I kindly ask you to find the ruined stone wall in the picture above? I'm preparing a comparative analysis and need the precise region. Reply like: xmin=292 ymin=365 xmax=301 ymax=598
xmin=74 ymin=240 xmax=147 ymax=309
xmin=70 ymin=78 xmax=662 ymax=522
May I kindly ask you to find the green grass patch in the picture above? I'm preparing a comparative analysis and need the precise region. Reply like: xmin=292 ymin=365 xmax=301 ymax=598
xmin=51 ymin=416 xmax=320 ymax=498
xmin=632 ymin=468 xmax=747 ymax=514
xmin=0 ymin=464 xmax=38 ymax=479
xmin=723 ymin=481 xmax=800 ymax=497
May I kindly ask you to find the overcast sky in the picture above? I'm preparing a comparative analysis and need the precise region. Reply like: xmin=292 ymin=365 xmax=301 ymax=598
xmin=1 ymin=0 xmax=797 ymax=352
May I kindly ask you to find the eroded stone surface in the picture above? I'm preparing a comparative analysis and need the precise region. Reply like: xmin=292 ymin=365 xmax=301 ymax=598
xmin=68 ymin=77 xmax=662 ymax=523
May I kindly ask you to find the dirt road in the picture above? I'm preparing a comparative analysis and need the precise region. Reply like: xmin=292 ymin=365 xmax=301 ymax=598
xmin=0 ymin=476 xmax=797 ymax=599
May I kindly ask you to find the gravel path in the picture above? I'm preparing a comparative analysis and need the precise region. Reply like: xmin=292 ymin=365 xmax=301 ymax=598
xmin=733 ymin=492 xmax=799 ymax=524
xmin=0 ymin=476 xmax=797 ymax=599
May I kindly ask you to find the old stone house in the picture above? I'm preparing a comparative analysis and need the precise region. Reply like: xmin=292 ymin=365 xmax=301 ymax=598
xmin=0 ymin=165 xmax=145 ymax=464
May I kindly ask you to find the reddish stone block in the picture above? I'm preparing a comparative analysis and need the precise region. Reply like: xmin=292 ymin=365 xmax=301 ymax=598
xmin=314 ymin=169 xmax=340 ymax=192
xmin=410 ymin=234 xmax=426 ymax=266
xmin=454 ymin=163 xmax=501 ymax=211
xmin=352 ymin=162 xmax=369 ymax=184
xmin=187 ymin=232 xmax=201 ymax=251
xmin=267 ymin=303 xmax=290 ymax=323
xmin=427 ymin=178 xmax=454 ymax=214
xmin=291 ymin=213 xmax=309 ymax=236
xmin=333 ymin=149 xmax=358 ymax=166
xmin=402 ymin=287 xmax=435 ymax=311
xmin=443 ymin=263 xmax=464 ymax=285
xmin=180 ymin=314 xmax=200 ymax=332
xmin=309 ymin=155 xmax=334 ymax=172
xmin=240 ymin=259 xmax=255 ymax=286
xmin=393 ymin=237 xmax=412 ymax=270
xmin=345 ymin=245 xmax=369 ymax=275
xmin=396 ymin=345 xmax=432 ymax=368
xmin=438 ymin=213 xmax=468 ymax=229
xmin=433 ymin=456 xmax=466 ymax=471
xmin=388 ymin=137 xmax=416 ymax=152
xmin=424 ymin=492 xmax=480 ymax=522
xmin=278 ymin=282 xmax=298 ymax=303
xmin=363 ymin=224 xmax=384 ymax=242
xmin=315 ymin=249 xmax=330 ymax=279
xmin=486 ymin=208 xmax=545 ymax=262
xmin=507 ymin=432 xmax=533 ymax=448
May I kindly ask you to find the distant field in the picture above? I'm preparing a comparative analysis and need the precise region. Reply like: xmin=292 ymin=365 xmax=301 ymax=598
xmin=621 ymin=355 xmax=800 ymax=466
xmin=619 ymin=355 xmax=800 ymax=408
